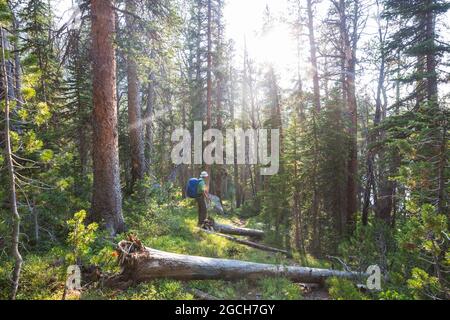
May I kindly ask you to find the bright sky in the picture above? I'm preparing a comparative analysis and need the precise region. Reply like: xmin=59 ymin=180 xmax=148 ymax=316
xmin=53 ymin=0 xmax=449 ymax=98
xmin=53 ymin=0 xmax=300 ymax=86
xmin=54 ymin=0 xmax=297 ymax=69
xmin=224 ymin=0 xmax=297 ymax=78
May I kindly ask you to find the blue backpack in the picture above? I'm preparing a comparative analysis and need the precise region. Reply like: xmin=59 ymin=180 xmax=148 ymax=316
xmin=186 ymin=178 xmax=200 ymax=198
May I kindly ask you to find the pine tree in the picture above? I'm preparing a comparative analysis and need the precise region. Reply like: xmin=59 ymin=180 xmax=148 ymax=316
xmin=90 ymin=0 xmax=125 ymax=235
xmin=382 ymin=0 xmax=449 ymax=214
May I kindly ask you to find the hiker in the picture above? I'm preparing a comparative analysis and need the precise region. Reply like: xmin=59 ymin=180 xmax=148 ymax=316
xmin=186 ymin=171 xmax=211 ymax=226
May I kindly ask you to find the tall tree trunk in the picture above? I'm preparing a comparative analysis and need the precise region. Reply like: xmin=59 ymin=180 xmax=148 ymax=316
xmin=214 ymin=75 xmax=223 ymax=200
xmin=90 ymin=0 xmax=125 ymax=235
xmin=306 ymin=0 xmax=321 ymax=249
xmin=363 ymin=4 xmax=386 ymax=225
xmin=144 ymin=64 xmax=155 ymax=175
xmin=126 ymin=0 xmax=145 ymax=189
xmin=1 ymin=27 xmax=23 ymax=300
xmin=180 ymin=92 xmax=188 ymax=197
xmin=205 ymin=0 xmax=213 ymax=181
xmin=311 ymin=112 xmax=320 ymax=253
xmin=337 ymin=0 xmax=358 ymax=234
xmin=293 ymin=162 xmax=305 ymax=254
xmin=425 ymin=0 xmax=438 ymax=103
xmin=213 ymin=1 xmax=225 ymax=199
xmin=423 ymin=0 xmax=446 ymax=214
xmin=206 ymin=0 xmax=212 ymax=131
xmin=306 ymin=0 xmax=321 ymax=112
xmin=345 ymin=54 xmax=358 ymax=234
xmin=293 ymin=0 xmax=305 ymax=120
xmin=228 ymin=65 xmax=241 ymax=208
xmin=248 ymin=56 xmax=259 ymax=198
xmin=10 ymin=10 xmax=22 ymax=108
xmin=437 ymin=124 xmax=447 ymax=214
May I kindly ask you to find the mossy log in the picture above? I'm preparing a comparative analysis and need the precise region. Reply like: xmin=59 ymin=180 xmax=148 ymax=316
xmin=104 ymin=238 xmax=366 ymax=289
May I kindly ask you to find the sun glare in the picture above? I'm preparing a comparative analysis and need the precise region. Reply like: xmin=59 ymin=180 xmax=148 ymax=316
xmin=255 ymin=24 xmax=297 ymax=67
xmin=225 ymin=0 xmax=299 ymax=86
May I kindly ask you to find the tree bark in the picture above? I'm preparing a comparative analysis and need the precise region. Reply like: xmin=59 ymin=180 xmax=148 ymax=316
xmin=206 ymin=0 xmax=212 ymax=131
xmin=1 ymin=27 xmax=23 ymax=300
xmin=437 ymin=123 xmax=447 ymax=214
xmin=425 ymin=0 xmax=438 ymax=103
xmin=126 ymin=0 xmax=145 ymax=188
xmin=90 ymin=0 xmax=125 ymax=235
xmin=144 ymin=64 xmax=155 ymax=174
xmin=230 ymin=67 xmax=241 ymax=208
xmin=336 ymin=0 xmax=359 ymax=234
xmin=305 ymin=0 xmax=321 ymax=249
xmin=293 ymin=162 xmax=305 ymax=254
xmin=204 ymin=0 xmax=213 ymax=179
xmin=311 ymin=112 xmax=320 ymax=253
xmin=306 ymin=0 xmax=321 ymax=112
xmin=105 ymin=240 xmax=365 ymax=287
xmin=214 ymin=4 xmax=224 ymax=199
xmin=10 ymin=11 xmax=22 ymax=108
xmin=363 ymin=4 xmax=386 ymax=225
xmin=345 ymin=65 xmax=358 ymax=234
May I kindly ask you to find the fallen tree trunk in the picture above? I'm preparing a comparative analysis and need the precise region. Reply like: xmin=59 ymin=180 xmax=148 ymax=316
xmin=200 ymin=228 xmax=292 ymax=257
xmin=212 ymin=222 xmax=265 ymax=239
xmin=104 ymin=239 xmax=366 ymax=288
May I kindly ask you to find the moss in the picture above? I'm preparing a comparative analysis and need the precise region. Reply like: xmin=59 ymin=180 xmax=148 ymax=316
xmin=258 ymin=277 xmax=302 ymax=300
xmin=0 ymin=194 xmax=332 ymax=300
xmin=0 ymin=255 xmax=66 ymax=300
xmin=326 ymin=277 xmax=368 ymax=300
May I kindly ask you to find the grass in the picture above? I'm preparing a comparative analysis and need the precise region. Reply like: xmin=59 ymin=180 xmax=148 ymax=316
xmin=0 ymin=195 xmax=310 ymax=300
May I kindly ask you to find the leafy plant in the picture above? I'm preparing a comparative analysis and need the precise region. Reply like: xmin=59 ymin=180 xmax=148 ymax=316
xmin=327 ymin=277 xmax=368 ymax=300
xmin=66 ymin=210 xmax=98 ymax=265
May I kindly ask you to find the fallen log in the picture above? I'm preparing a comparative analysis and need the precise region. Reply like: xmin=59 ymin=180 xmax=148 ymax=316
xmin=200 ymin=228 xmax=292 ymax=257
xmin=211 ymin=222 xmax=265 ymax=239
xmin=104 ymin=239 xmax=366 ymax=288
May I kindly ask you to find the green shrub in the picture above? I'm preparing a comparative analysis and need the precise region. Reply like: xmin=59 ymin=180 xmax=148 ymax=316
xmin=407 ymin=268 xmax=442 ymax=300
xmin=259 ymin=277 xmax=302 ymax=300
xmin=115 ymin=280 xmax=193 ymax=300
xmin=396 ymin=204 xmax=449 ymax=299
xmin=326 ymin=277 xmax=368 ymax=300
xmin=66 ymin=210 xmax=98 ymax=265
xmin=14 ymin=255 xmax=65 ymax=300
xmin=0 ymin=259 xmax=12 ymax=299
xmin=378 ymin=289 xmax=410 ymax=300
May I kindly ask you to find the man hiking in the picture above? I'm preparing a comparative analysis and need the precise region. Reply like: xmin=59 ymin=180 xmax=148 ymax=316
xmin=186 ymin=171 xmax=210 ymax=226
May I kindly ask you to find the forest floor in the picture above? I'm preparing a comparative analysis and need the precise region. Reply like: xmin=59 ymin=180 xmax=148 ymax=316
xmin=0 ymin=194 xmax=335 ymax=300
